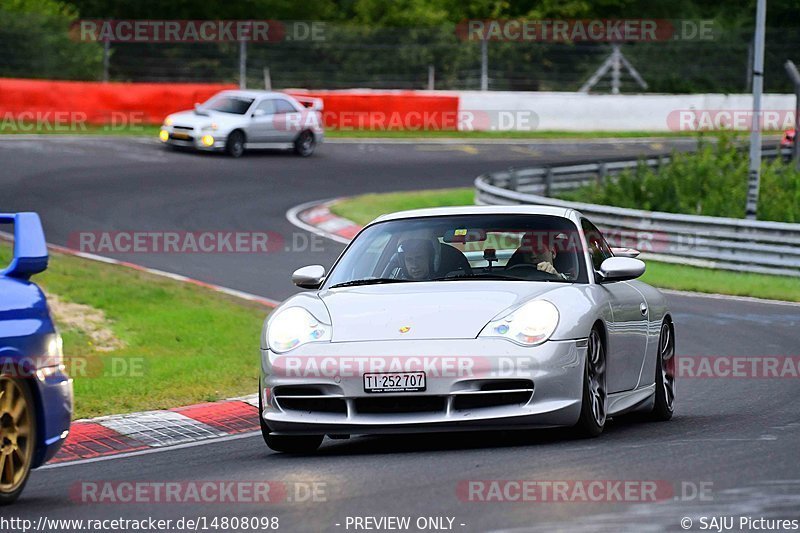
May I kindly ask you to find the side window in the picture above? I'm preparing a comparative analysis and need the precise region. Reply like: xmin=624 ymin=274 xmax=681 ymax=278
xmin=255 ymin=99 xmax=277 ymax=115
xmin=581 ymin=219 xmax=613 ymax=271
xmin=274 ymin=99 xmax=297 ymax=114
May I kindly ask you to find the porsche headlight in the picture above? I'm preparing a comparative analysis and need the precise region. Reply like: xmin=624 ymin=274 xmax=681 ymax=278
xmin=480 ymin=300 xmax=559 ymax=346
xmin=267 ymin=307 xmax=331 ymax=353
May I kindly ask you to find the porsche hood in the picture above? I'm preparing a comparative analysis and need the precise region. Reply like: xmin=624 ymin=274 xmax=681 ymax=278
xmin=318 ymin=282 xmax=560 ymax=342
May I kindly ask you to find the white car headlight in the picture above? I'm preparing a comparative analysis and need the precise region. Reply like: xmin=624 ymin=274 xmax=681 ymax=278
xmin=480 ymin=300 xmax=559 ymax=346
xmin=267 ymin=307 xmax=331 ymax=353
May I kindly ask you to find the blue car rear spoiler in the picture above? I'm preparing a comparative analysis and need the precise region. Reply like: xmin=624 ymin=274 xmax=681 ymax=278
xmin=0 ymin=212 xmax=49 ymax=279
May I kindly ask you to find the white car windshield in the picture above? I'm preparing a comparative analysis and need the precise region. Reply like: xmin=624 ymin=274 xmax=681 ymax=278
xmin=203 ymin=95 xmax=254 ymax=115
xmin=324 ymin=214 xmax=589 ymax=288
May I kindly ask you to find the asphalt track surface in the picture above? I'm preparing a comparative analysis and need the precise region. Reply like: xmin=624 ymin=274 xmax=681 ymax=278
xmin=1 ymin=137 xmax=799 ymax=532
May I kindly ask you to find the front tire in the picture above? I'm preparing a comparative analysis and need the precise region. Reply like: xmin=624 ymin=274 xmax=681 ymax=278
xmin=573 ymin=328 xmax=607 ymax=438
xmin=0 ymin=376 xmax=36 ymax=506
xmin=649 ymin=321 xmax=675 ymax=421
xmin=258 ymin=388 xmax=322 ymax=454
xmin=225 ymin=130 xmax=245 ymax=158
xmin=293 ymin=130 xmax=316 ymax=157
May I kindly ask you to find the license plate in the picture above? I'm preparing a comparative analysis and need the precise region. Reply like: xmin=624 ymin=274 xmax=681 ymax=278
xmin=363 ymin=372 xmax=426 ymax=393
xmin=171 ymin=132 xmax=191 ymax=140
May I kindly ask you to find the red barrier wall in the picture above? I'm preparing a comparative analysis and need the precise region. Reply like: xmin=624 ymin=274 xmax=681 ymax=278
xmin=287 ymin=90 xmax=460 ymax=130
xmin=0 ymin=79 xmax=460 ymax=130
xmin=0 ymin=78 xmax=234 ymax=126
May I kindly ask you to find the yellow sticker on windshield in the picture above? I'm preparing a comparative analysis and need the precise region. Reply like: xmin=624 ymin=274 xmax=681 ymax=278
xmin=454 ymin=229 xmax=467 ymax=236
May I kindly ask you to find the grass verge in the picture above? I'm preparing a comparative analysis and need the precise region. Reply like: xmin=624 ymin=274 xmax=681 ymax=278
xmin=0 ymin=243 xmax=269 ymax=419
xmin=328 ymin=189 xmax=800 ymax=303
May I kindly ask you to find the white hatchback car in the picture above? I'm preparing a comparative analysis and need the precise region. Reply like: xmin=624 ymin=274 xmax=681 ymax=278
xmin=159 ymin=90 xmax=324 ymax=157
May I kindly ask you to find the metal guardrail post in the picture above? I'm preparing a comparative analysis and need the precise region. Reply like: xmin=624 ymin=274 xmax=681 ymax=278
xmin=597 ymin=162 xmax=607 ymax=186
xmin=508 ymin=168 xmax=518 ymax=191
xmin=544 ymin=167 xmax=554 ymax=197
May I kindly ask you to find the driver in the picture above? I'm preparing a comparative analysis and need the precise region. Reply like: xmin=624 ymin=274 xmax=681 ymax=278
xmin=516 ymin=232 xmax=564 ymax=277
xmin=397 ymin=239 xmax=435 ymax=280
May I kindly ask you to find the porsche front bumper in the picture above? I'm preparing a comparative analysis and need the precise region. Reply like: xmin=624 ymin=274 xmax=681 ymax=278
xmin=260 ymin=338 xmax=587 ymax=435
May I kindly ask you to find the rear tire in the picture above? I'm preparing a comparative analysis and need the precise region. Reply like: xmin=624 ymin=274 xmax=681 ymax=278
xmin=225 ymin=130 xmax=245 ymax=158
xmin=293 ymin=130 xmax=316 ymax=157
xmin=649 ymin=321 xmax=675 ymax=421
xmin=259 ymin=387 xmax=322 ymax=454
xmin=573 ymin=328 xmax=606 ymax=438
xmin=0 ymin=376 xmax=36 ymax=506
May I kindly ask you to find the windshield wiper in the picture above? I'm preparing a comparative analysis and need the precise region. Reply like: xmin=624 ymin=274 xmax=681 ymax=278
xmin=432 ymin=273 xmax=567 ymax=282
xmin=329 ymin=278 xmax=412 ymax=289
xmin=431 ymin=273 xmax=517 ymax=281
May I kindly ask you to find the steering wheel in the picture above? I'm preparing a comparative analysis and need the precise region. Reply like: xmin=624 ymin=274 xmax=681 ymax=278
xmin=504 ymin=263 xmax=562 ymax=280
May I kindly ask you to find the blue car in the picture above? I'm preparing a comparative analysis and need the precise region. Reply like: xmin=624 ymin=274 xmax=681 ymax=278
xmin=0 ymin=213 xmax=72 ymax=505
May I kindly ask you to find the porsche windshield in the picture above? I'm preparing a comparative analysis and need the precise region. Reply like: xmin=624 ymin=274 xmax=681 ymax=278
xmin=203 ymin=95 xmax=254 ymax=114
xmin=325 ymin=214 xmax=589 ymax=288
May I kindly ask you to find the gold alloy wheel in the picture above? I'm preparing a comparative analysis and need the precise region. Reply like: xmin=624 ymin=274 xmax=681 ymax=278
xmin=0 ymin=376 xmax=34 ymax=497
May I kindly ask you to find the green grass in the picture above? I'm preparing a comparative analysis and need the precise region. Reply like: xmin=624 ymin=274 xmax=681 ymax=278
xmin=556 ymin=133 xmax=800 ymax=223
xmin=328 ymin=188 xmax=800 ymax=302
xmin=640 ymin=261 xmax=800 ymax=302
xmin=0 ymin=243 xmax=269 ymax=419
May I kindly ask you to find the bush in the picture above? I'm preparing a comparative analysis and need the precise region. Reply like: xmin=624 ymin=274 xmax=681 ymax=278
xmin=558 ymin=134 xmax=800 ymax=223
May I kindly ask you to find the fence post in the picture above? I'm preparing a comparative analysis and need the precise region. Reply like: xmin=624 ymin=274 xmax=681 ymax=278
xmin=597 ymin=162 xmax=607 ymax=186
xmin=102 ymin=36 xmax=110 ymax=82
xmin=480 ymin=37 xmax=489 ymax=91
xmin=263 ymin=67 xmax=272 ymax=90
xmin=545 ymin=167 xmax=554 ymax=196
xmin=428 ymin=65 xmax=435 ymax=90
xmin=508 ymin=168 xmax=518 ymax=191
xmin=239 ymin=40 xmax=247 ymax=89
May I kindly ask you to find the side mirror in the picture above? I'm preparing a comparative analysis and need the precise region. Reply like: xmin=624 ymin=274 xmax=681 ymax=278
xmin=598 ymin=257 xmax=645 ymax=283
xmin=611 ymin=247 xmax=640 ymax=258
xmin=292 ymin=265 xmax=325 ymax=289
xmin=0 ymin=212 xmax=48 ymax=279
xmin=252 ymin=108 xmax=266 ymax=118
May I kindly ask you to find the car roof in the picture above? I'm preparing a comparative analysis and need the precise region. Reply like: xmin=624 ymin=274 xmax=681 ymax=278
xmin=371 ymin=205 xmax=577 ymax=225
xmin=217 ymin=90 xmax=293 ymax=100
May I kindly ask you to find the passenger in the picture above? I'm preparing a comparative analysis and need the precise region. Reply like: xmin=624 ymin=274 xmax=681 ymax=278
xmin=514 ymin=232 xmax=562 ymax=277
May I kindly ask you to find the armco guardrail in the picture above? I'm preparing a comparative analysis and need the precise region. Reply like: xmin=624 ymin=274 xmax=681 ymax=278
xmin=474 ymin=148 xmax=800 ymax=277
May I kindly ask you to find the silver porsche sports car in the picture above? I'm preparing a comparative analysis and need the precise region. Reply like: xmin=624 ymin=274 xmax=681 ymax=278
xmin=259 ymin=206 xmax=675 ymax=453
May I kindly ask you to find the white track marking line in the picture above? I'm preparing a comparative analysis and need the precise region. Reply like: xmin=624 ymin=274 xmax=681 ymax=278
xmin=285 ymin=198 xmax=352 ymax=245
